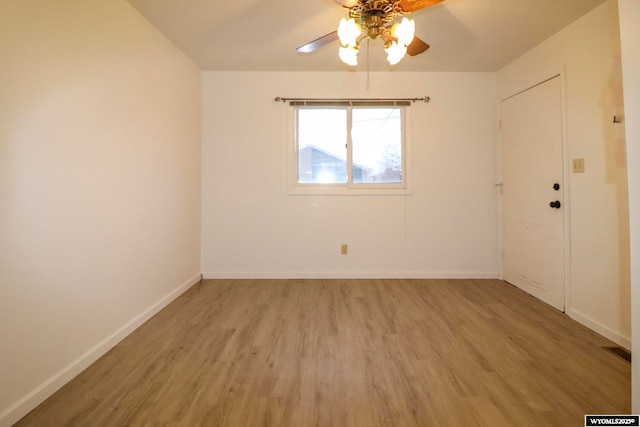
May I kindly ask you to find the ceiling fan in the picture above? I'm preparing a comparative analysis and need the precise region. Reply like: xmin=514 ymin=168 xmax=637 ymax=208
xmin=297 ymin=0 xmax=445 ymax=66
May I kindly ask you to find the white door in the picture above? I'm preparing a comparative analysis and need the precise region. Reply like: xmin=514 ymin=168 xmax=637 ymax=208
xmin=501 ymin=76 xmax=565 ymax=311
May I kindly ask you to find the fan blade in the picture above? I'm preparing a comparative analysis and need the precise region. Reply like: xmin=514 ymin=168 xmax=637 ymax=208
xmin=398 ymin=0 xmax=444 ymax=13
xmin=407 ymin=36 xmax=430 ymax=56
xmin=296 ymin=31 xmax=339 ymax=53
xmin=333 ymin=0 xmax=359 ymax=8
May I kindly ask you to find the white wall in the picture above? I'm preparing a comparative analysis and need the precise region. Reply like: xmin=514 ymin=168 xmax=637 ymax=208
xmin=618 ymin=0 xmax=640 ymax=413
xmin=497 ymin=0 xmax=630 ymax=347
xmin=202 ymin=71 xmax=498 ymax=279
xmin=0 ymin=1 xmax=202 ymax=425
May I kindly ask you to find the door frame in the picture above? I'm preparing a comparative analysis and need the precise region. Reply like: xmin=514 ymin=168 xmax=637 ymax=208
xmin=496 ymin=67 xmax=572 ymax=313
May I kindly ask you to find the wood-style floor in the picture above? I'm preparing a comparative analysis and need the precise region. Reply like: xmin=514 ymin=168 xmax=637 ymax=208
xmin=16 ymin=279 xmax=630 ymax=426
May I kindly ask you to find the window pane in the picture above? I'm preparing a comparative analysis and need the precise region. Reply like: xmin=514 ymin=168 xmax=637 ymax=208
xmin=298 ymin=109 xmax=347 ymax=183
xmin=351 ymin=108 xmax=402 ymax=183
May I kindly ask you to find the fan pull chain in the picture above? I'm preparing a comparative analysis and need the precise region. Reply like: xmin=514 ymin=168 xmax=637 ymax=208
xmin=366 ymin=38 xmax=371 ymax=91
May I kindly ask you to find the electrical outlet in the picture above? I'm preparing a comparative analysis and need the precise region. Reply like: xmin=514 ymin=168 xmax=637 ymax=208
xmin=573 ymin=158 xmax=585 ymax=173
xmin=341 ymin=244 xmax=348 ymax=255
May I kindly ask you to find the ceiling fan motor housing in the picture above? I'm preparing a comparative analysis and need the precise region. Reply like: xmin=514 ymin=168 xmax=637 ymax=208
xmin=349 ymin=0 xmax=405 ymax=26
xmin=349 ymin=0 xmax=406 ymax=42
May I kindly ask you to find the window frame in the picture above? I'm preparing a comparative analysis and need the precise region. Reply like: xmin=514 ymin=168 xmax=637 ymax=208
xmin=288 ymin=105 xmax=412 ymax=196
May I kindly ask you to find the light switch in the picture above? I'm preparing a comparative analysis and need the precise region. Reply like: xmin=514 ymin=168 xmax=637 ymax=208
xmin=573 ymin=158 xmax=585 ymax=173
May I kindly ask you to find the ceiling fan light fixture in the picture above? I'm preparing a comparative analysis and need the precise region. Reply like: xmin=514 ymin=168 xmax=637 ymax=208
xmin=393 ymin=17 xmax=415 ymax=47
xmin=339 ymin=45 xmax=359 ymax=65
xmin=337 ymin=18 xmax=361 ymax=47
xmin=385 ymin=41 xmax=407 ymax=65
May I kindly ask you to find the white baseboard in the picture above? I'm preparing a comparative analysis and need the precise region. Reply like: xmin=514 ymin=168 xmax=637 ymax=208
xmin=202 ymin=271 xmax=500 ymax=280
xmin=0 ymin=273 xmax=201 ymax=427
xmin=566 ymin=308 xmax=632 ymax=350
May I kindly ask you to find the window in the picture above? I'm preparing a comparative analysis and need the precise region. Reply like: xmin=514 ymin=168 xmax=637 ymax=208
xmin=291 ymin=105 xmax=410 ymax=195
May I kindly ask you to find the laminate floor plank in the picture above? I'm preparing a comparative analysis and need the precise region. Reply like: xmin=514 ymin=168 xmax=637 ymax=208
xmin=15 ymin=279 xmax=630 ymax=426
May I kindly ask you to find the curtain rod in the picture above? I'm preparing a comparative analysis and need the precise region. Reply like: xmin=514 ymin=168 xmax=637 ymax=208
xmin=274 ymin=96 xmax=430 ymax=104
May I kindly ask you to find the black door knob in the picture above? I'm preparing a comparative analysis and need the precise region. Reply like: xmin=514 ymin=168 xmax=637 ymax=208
xmin=553 ymin=183 xmax=560 ymax=191
xmin=550 ymin=201 xmax=561 ymax=209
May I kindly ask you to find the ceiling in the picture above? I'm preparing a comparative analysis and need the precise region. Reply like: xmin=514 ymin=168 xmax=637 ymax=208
xmin=126 ymin=0 xmax=607 ymax=72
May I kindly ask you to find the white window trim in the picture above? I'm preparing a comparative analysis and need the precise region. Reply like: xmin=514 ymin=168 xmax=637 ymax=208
xmin=288 ymin=106 xmax=413 ymax=196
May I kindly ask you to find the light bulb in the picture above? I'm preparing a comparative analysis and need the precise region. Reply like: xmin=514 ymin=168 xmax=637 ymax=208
xmin=339 ymin=45 xmax=359 ymax=66
xmin=337 ymin=18 xmax=361 ymax=47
